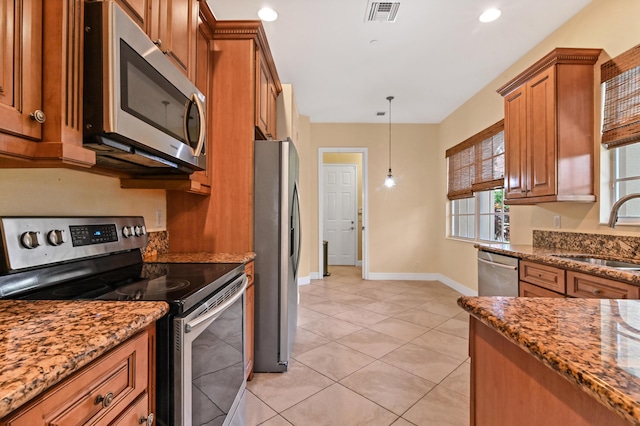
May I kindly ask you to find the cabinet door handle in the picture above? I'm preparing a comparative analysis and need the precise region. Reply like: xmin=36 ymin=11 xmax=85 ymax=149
xmin=95 ymin=392 xmax=114 ymax=408
xmin=592 ymin=289 xmax=603 ymax=296
xmin=29 ymin=110 xmax=46 ymax=124
xmin=140 ymin=413 xmax=154 ymax=425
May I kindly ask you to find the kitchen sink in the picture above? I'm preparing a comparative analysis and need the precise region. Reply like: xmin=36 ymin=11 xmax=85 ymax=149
xmin=552 ymin=254 xmax=640 ymax=270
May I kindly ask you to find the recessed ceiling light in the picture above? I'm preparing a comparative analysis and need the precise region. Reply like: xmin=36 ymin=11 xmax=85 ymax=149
xmin=258 ymin=7 xmax=278 ymax=22
xmin=479 ymin=8 xmax=501 ymax=23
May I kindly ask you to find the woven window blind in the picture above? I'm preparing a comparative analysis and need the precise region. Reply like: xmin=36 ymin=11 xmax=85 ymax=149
xmin=446 ymin=120 xmax=504 ymax=200
xmin=601 ymin=44 xmax=640 ymax=149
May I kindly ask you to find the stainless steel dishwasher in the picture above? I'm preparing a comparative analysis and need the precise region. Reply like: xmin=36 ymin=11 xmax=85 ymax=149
xmin=477 ymin=251 xmax=519 ymax=296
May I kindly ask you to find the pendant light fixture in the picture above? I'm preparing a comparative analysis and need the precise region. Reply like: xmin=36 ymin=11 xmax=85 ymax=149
xmin=384 ymin=96 xmax=396 ymax=188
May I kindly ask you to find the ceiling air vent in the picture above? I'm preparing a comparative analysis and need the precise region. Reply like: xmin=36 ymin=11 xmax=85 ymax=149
xmin=366 ymin=2 xmax=400 ymax=22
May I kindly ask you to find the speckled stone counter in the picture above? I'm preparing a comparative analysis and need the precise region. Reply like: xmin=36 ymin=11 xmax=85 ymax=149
xmin=0 ymin=300 xmax=169 ymax=418
xmin=458 ymin=296 xmax=640 ymax=424
xmin=146 ymin=251 xmax=256 ymax=264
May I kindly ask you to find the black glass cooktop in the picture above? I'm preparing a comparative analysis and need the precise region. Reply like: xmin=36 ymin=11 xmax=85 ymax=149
xmin=16 ymin=260 xmax=243 ymax=314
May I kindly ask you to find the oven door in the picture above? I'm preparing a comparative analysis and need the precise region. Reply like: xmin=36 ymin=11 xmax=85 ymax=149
xmin=174 ymin=274 xmax=247 ymax=426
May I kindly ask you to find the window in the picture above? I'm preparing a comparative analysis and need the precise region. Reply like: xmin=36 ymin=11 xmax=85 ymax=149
xmin=451 ymin=189 xmax=510 ymax=242
xmin=610 ymin=144 xmax=640 ymax=222
xmin=601 ymin=43 xmax=640 ymax=224
xmin=446 ymin=120 xmax=508 ymax=242
xmin=601 ymin=43 xmax=640 ymax=149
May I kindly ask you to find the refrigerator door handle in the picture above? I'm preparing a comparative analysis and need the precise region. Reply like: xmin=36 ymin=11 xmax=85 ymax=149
xmin=293 ymin=181 xmax=301 ymax=280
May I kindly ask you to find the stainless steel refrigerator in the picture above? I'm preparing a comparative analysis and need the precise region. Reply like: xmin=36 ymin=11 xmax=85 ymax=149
xmin=253 ymin=138 xmax=301 ymax=372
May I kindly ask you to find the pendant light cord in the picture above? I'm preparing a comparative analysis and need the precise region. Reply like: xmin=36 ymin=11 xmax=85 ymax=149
xmin=387 ymin=96 xmax=394 ymax=172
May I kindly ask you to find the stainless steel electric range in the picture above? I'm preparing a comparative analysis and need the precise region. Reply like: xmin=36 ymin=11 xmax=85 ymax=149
xmin=0 ymin=217 xmax=247 ymax=426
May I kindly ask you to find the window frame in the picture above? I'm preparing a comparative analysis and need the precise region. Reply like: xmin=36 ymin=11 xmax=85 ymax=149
xmin=450 ymin=188 xmax=510 ymax=243
xmin=606 ymin=144 xmax=640 ymax=226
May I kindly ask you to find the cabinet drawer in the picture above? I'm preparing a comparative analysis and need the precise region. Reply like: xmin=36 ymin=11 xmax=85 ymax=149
xmin=111 ymin=393 xmax=150 ymax=425
xmin=245 ymin=261 xmax=255 ymax=286
xmin=519 ymin=281 xmax=564 ymax=298
xmin=520 ymin=261 xmax=566 ymax=293
xmin=2 ymin=330 xmax=148 ymax=426
xmin=566 ymin=271 xmax=640 ymax=299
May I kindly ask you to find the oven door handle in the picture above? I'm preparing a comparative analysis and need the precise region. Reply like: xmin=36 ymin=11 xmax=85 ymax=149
xmin=185 ymin=275 xmax=247 ymax=333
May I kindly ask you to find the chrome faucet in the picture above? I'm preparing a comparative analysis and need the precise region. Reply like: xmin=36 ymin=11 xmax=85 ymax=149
xmin=608 ymin=193 xmax=640 ymax=227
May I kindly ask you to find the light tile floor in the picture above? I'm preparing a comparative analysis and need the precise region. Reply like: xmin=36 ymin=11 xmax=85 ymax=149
xmin=246 ymin=266 xmax=470 ymax=426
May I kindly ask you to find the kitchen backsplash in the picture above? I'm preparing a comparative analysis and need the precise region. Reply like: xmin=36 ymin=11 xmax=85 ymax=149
xmin=143 ymin=231 xmax=169 ymax=258
xmin=533 ymin=230 xmax=640 ymax=261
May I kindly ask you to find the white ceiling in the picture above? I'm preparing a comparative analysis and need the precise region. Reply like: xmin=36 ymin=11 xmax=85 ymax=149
xmin=207 ymin=0 xmax=592 ymax=124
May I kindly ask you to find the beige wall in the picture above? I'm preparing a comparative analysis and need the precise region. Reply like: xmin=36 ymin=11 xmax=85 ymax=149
xmin=322 ymin=152 xmax=363 ymax=260
xmin=309 ymin=123 xmax=440 ymax=274
xmin=438 ymin=0 xmax=640 ymax=291
xmin=0 ymin=169 xmax=166 ymax=230
xmin=297 ymin=115 xmax=312 ymax=280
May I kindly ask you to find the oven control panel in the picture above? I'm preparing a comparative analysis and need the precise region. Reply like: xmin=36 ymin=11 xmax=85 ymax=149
xmin=0 ymin=217 xmax=148 ymax=272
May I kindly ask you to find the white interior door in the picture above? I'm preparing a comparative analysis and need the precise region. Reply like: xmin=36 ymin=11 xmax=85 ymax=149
xmin=323 ymin=164 xmax=357 ymax=265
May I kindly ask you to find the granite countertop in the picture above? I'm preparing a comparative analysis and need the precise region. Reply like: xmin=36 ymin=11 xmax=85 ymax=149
xmin=458 ymin=296 xmax=640 ymax=424
xmin=0 ymin=300 xmax=169 ymax=418
xmin=477 ymin=243 xmax=640 ymax=285
xmin=145 ymin=251 xmax=255 ymax=264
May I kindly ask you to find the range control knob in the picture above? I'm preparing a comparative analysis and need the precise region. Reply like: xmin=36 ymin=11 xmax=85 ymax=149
xmin=122 ymin=226 xmax=133 ymax=238
xmin=134 ymin=225 xmax=146 ymax=237
xmin=47 ymin=229 xmax=67 ymax=246
xmin=20 ymin=231 xmax=42 ymax=249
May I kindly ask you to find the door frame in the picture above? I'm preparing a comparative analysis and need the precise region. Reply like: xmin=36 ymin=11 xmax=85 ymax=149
xmin=323 ymin=163 xmax=358 ymax=266
xmin=318 ymin=148 xmax=369 ymax=280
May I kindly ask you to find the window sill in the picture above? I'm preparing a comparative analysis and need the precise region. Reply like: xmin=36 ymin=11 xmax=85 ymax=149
xmin=446 ymin=236 xmax=510 ymax=245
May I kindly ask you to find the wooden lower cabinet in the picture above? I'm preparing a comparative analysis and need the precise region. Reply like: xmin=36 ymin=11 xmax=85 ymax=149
xmin=469 ymin=317 xmax=629 ymax=425
xmin=519 ymin=281 xmax=564 ymax=298
xmin=519 ymin=259 xmax=640 ymax=299
xmin=519 ymin=260 xmax=566 ymax=294
xmin=0 ymin=327 xmax=155 ymax=426
xmin=245 ymin=260 xmax=255 ymax=381
xmin=566 ymin=271 xmax=640 ymax=299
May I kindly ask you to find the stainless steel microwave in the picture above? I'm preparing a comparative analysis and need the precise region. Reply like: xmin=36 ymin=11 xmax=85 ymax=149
xmin=83 ymin=1 xmax=206 ymax=175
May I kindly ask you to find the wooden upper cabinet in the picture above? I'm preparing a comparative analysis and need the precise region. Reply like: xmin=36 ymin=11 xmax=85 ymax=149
xmin=0 ymin=0 xmax=43 ymax=142
xmin=256 ymin=51 xmax=271 ymax=138
xmin=0 ymin=0 xmax=95 ymax=168
xmin=255 ymin=48 xmax=278 ymax=139
xmin=149 ymin=0 xmax=198 ymax=80
xmin=166 ymin=20 xmax=282 ymax=253
xmin=183 ymin=4 xmax=214 ymax=191
xmin=498 ymin=48 xmax=601 ymax=205
xmin=113 ymin=0 xmax=152 ymax=32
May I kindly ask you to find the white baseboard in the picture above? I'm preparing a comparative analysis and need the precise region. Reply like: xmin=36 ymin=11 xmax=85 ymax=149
xmin=356 ymin=260 xmax=362 ymax=267
xmin=305 ymin=271 xmax=476 ymax=296
xmin=309 ymin=272 xmax=323 ymax=281
xmin=298 ymin=275 xmax=311 ymax=286
xmin=366 ymin=272 xmax=477 ymax=296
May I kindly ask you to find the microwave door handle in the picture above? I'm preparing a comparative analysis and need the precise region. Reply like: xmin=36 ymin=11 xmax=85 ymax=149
xmin=183 ymin=93 xmax=206 ymax=157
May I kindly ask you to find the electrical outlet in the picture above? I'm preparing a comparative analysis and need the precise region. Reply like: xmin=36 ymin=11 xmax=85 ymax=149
xmin=156 ymin=209 xmax=162 ymax=227
xmin=553 ymin=215 xmax=561 ymax=229
xmin=415 ymin=261 xmax=420 ymax=269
